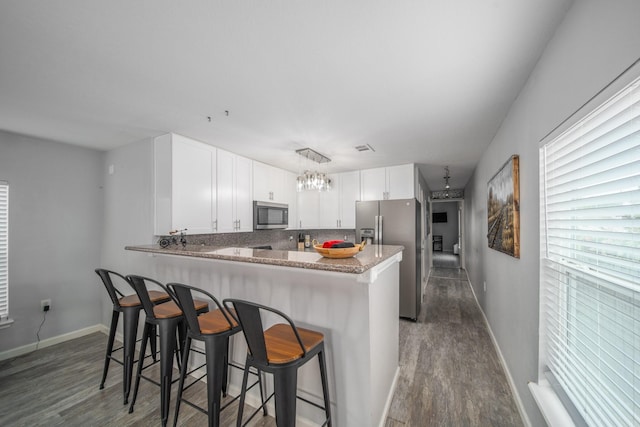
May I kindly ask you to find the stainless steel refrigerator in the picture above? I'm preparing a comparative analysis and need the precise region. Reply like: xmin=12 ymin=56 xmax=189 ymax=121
xmin=356 ymin=199 xmax=422 ymax=320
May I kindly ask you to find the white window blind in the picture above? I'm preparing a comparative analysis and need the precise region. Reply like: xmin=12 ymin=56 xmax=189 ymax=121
xmin=0 ymin=181 xmax=8 ymax=320
xmin=540 ymin=75 xmax=640 ymax=426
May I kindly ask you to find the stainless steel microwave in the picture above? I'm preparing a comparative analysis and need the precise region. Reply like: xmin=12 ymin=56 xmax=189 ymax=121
xmin=253 ymin=201 xmax=289 ymax=230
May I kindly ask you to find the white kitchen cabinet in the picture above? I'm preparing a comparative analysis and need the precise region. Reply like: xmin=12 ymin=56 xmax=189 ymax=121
xmin=216 ymin=149 xmax=253 ymax=233
xmin=253 ymin=161 xmax=297 ymax=228
xmin=296 ymin=190 xmax=320 ymax=229
xmin=360 ymin=164 xmax=414 ymax=201
xmin=319 ymin=186 xmax=339 ymax=229
xmin=253 ymin=161 xmax=290 ymax=203
xmin=319 ymin=171 xmax=360 ymax=228
xmin=283 ymin=171 xmax=297 ymax=228
xmin=154 ymin=133 xmax=216 ymax=235
xmin=338 ymin=170 xmax=360 ymax=228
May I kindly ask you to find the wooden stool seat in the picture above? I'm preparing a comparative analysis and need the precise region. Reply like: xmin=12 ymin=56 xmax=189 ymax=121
xmin=119 ymin=290 xmax=170 ymax=307
xmin=198 ymin=308 xmax=238 ymax=334
xmin=264 ymin=324 xmax=324 ymax=364
xmin=224 ymin=298 xmax=332 ymax=427
xmin=153 ymin=298 xmax=208 ymax=319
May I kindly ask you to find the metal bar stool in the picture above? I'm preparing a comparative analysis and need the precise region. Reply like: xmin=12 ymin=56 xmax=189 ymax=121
xmin=126 ymin=275 xmax=208 ymax=427
xmin=95 ymin=268 xmax=170 ymax=404
xmin=169 ymin=283 xmax=262 ymax=427
xmin=224 ymin=299 xmax=332 ymax=427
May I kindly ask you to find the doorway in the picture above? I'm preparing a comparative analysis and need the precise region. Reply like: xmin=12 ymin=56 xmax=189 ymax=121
xmin=430 ymin=199 xmax=464 ymax=269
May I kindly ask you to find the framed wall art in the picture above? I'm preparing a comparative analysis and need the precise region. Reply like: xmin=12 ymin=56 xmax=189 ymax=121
xmin=487 ymin=155 xmax=520 ymax=258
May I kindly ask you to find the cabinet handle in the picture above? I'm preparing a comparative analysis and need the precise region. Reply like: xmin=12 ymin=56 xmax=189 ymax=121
xmin=299 ymin=220 xmax=302 ymax=228
xmin=213 ymin=220 xmax=217 ymax=232
xmin=238 ymin=219 xmax=241 ymax=230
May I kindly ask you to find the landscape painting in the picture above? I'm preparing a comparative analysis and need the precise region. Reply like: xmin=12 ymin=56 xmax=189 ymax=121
xmin=487 ymin=155 xmax=520 ymax=258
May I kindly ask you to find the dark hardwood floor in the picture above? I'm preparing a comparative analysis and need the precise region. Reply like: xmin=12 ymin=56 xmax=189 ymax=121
xmin=0 ymin=267 xmax=523 ymax=426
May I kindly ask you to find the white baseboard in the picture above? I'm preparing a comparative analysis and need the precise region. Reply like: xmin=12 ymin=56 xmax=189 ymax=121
xmin=465 ymin=271 xmax=532 ymax=427
xmin=0 ymin=324 xmax=105 ymax=361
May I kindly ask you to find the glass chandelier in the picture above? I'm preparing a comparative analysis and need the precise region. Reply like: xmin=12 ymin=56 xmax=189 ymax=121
xmin=295 ymin=148 xmax=332 ymax=192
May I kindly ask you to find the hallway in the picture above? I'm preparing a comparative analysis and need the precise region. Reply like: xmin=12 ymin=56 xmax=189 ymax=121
xmin=432 ymin=252 xmax=461 ymax=269
xmin=385 ymin=267 xmax=523 ymax=426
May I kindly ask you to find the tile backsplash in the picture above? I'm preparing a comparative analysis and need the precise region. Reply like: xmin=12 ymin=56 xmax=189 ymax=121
xmin=157 ymin=229 xmax=356 ymax=250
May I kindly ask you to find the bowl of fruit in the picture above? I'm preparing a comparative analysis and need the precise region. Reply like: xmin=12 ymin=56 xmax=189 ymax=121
xmin=312 ymin=239 xmax=366 ymax=258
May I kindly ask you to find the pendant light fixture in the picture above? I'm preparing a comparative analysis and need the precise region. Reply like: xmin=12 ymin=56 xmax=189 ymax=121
xmin=444 ymin=166 xmax=451 ymax=198
xmin=296 ymin=148 xmax=332 ymax=192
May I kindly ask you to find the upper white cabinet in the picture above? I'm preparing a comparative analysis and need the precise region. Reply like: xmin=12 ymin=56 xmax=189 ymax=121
xmin=154 ymin=133 xmax=216 ymax=235
xmin=156 ymin=133 xmax=418 ymax=234
xmin=360 ymin=164 xmax=414 ymax=201
xmin=253 ymin=162 xmax=289 ymax=203
xmin=338 ymin=171 xmax=360 ymax=228
xmin=253 ymin=161 xmax=297 ymax=228
xmin=217 ymin=149 xmax=253 ymax=233
xmin=297 ymin=190 xmax=320 ymax=229
xmin=319 ymin=171 xmax=360 ymax=229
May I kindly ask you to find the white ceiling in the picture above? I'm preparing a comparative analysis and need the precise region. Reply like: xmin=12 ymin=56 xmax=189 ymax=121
xmin=0 ymin=1 xmax=572 ymax=191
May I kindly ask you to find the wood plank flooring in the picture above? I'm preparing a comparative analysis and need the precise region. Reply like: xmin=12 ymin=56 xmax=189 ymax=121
xmin=0 ymin=267 xmax=523 ymax=426
xmin=385 ymin=267 xmax=523 ymax=426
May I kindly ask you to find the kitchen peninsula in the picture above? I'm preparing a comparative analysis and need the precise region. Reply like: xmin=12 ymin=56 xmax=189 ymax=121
xmin=125 ymin=243 xmax=403 ymax=427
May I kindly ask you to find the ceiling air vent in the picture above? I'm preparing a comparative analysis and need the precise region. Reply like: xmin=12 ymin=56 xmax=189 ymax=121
xmin=355 ymin=144 xmax=375 ymax=152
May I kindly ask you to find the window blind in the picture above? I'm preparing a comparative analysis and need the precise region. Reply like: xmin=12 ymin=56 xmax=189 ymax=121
xmin=0 ymin=181 xmax=8 ymax=320
xmin=540 ymin=75 xmax=640 ymax=426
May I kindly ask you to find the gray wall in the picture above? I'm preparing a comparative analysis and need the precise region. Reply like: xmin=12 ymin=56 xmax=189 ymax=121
xmin=0 ymin=130 xmax=103 ymax=352
xmin=431 ymin=201 xmax=458 ymax=252
xmin=463 ymin=1 xmax=640 ymax=425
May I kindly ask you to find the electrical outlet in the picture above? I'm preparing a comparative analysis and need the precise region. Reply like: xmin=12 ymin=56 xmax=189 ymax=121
xmin=41 ymin=299 xmax=51 ymax=312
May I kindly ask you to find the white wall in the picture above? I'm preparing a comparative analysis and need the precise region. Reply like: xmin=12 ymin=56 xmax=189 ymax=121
xmin=99 ymin=138 xmax=158 ymax=325
xmin=0 ymin=130 xmax=104 ymax=351
xmin=463 ymin=1 xmax=640 ymax=425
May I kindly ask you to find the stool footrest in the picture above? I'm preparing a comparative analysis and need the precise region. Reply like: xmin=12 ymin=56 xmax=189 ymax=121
xmin=177 ymin=364 xmax=262 ymax=420
xmin=241 ymin=391 xmax=274 ymax=427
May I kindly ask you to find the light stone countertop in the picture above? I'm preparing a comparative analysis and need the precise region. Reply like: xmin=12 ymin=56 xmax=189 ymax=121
xmin=125 ymin=243 xmax=404 ymax=274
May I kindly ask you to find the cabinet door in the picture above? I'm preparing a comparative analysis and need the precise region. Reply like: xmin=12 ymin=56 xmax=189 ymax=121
xmin=234 ymin=155 xmax=253 ymax=232
xmin=252 ymin=161 xmax=272 ymax=202
xmin=387 ymin=164 xmax=414 ymax=200
xmin=283 ymin=171 xmax=297 ymax=228
xmin=319 ymin=181 xmax=340 ymax=228
xmin=216 ymin=149 xmax=235 ymax=233
xmin=253 ymin=161 xmax=289 ymax=203
xmin=172 ymin=139 xmax=215 ymax=234
xmin=297 ymin=191 xmax=319 ymax=228
xmin=339 ymin=171 xmax=360 ymax=228
xmin=360 ymin=167 xmax=386 ymax=201
xmin=154 ymin=134 xmax=216 ymax=235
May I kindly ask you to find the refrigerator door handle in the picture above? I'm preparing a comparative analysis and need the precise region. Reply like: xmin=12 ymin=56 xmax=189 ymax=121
xmin=378 ymin=215 xmax=383 ymax=244
xmin=374 ymin=215 xmax=380 ymax=244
